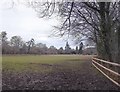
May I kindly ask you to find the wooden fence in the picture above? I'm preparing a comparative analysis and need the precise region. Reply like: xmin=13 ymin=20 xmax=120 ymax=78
xmin=92 ymin=57 xmax=120 ymax=87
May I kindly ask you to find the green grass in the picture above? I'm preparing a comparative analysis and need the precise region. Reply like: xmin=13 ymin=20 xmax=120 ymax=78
xmin=2 ymin=55 xmax=94 ymax=73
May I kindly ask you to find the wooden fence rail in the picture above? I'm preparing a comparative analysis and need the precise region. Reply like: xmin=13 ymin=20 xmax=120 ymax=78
xmin=92 ymin=57 xmax=120 ymax=87
xmin=93 ymin=58 xmax=120 ymax=67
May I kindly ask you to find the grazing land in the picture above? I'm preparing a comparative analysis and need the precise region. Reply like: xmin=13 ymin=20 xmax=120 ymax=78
xmin=2 ymin=55 xmax=119 ymax=90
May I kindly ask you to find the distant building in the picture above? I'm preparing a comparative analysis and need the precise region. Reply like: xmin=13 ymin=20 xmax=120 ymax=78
xmin=83 ymin=46 xmax=97 ymax=55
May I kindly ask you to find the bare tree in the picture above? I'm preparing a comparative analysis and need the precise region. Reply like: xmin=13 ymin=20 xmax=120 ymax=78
xmin=29 ymin=1 xmax=120 ymax=62
xmin=58 ymin=47 xmax=64 ymax=54
xmin=26 ymin=38 xmax=35 ymax=54
xmin=0 ymin=31 xmax=10 ymax=54
xmin=10 ymin=36 xmax=24 ymax=54
xmin=48 ymin=46 xmax=58 ymax=54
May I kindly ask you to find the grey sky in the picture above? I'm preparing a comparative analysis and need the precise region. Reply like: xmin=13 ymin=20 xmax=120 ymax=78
xmin=0 ymin=1 xmax=76 ymax=49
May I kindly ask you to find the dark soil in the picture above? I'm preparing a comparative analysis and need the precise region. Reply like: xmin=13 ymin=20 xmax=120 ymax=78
xmin=2 ymin=61 xmax=120 ymax=90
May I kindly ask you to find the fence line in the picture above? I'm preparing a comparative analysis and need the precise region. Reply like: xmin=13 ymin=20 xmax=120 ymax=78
xmin=92 ymin=62 xmax=120 ymax=87
xmin=93 ymin=57 xmax=120 ymax=67
xmin=92 ymin=58 xmax=120 ymax=87
xmin=92 ymin=60 xmax=120 ymax=77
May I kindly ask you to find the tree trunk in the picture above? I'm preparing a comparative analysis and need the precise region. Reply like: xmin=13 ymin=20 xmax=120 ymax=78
xmin=98 ymin=2 xmax=113 ymax=62
xmin=118 ymin=25 xmax=120 ymax=63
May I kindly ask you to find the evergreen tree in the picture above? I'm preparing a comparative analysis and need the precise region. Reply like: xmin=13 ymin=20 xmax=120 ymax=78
xmin=76 ymin=46 xmax=79 ymax=54
xmin=79 ymin=42 xmax=83 ymax=54
xmin=65 ymin=42 xmax=71 ymax=54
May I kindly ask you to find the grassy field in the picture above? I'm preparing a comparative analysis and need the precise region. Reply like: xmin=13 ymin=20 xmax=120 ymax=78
xmin=2 ymin=55 xmax=119 ymax=90
xmin=2 ymin=55 xmax=94 ymax=73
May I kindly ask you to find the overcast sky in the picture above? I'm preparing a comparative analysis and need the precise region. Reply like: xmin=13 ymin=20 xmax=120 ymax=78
xmin=0 ymin=1 xmax=76 ymax=49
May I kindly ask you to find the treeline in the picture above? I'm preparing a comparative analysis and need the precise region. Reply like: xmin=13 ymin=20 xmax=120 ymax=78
xmin=0 ymin=31 xmax=83 ymax=55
